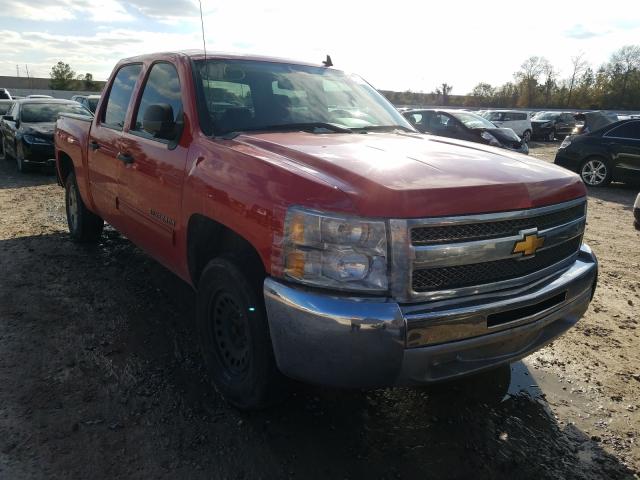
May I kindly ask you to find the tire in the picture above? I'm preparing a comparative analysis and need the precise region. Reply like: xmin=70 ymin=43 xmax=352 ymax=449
xmin=547 ymin=128 xmax=556 ymax=142
xmin=522 ymin=130 xmax=531 ymax=143
xmin=16 ymin=143 xmax=28 ymax=173
xmin=65 ymin=172 xmax=104 ymax=242
xmin=2 ymin=137 xmax=13 ymax=161
xmin=196 ymin=256 xmax=285 ymax=410
xmin=580 ymin=157 xmax=611 ymax=187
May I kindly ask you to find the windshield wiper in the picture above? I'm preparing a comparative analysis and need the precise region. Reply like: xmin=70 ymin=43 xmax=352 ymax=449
xmin=350 ymin=125 xmax=416 ymax=133
xmin=219 ymin=122 xmax=353 ymax=139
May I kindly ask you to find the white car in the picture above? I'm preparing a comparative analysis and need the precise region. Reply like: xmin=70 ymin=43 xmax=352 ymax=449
xmin=483 ymin=110 xmax=532 ymax=142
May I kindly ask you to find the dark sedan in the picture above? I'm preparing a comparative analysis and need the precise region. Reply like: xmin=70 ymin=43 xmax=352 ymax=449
xmin=554 ymin=119 xmax=640 ymax=186
xmin=634 ymin=193 xmax=640 ymax=230
xmin=1 ymin=99 xmax=91 ymax=172
xmin=403 ymin=109 xmax=528 ymax=154
xmin=0 ymin=100 xmax=14 ymax=155
xmin=531 ymin=112 xmax=576 ymax=141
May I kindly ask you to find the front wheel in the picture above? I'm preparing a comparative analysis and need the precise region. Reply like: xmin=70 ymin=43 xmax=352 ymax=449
xmin=196 ymin=256 xmax=285 ymax=410
xmin=2 ymin=137 xmax=13 ymax=161
xmin=522 ymin=130 xmax=531 ymax=143
xmin=547 ymin=129 xmax=556 ymax=142
xmin=580 ymin=157 xmax=611 ymax=187
xmin=16 ymin=143 xmax=28 ymax=173
xmin=65 ymin=172 xmax=104 ymax=242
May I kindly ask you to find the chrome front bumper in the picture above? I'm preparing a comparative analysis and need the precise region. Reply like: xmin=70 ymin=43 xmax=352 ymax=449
xmin=264 ymin=244 xmax=597 ymax=388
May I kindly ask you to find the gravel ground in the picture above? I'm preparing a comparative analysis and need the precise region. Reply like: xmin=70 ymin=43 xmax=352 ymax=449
xmin=0 ymin=142 xmax=639 ymax=479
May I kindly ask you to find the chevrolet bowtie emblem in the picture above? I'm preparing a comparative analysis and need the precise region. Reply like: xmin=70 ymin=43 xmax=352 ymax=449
xmin=513 ymin=232 xmax=545 ymax=257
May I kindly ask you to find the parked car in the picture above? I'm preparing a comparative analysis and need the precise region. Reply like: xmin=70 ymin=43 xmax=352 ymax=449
xmin=0 ymin=100 xmax=15 ymax=156
xmin=71 ymin=94 xmax=101 ymax=113
xmin=554 ymin=119 xmax=640 ymax=186
xmin=1 ymin=98 xmax=92 ymax=172
xmin=634 ymin=193 xmax=640 ymax=230
xmin=531 ymin=112 xmax=576 ymax=141
xmin=572 ymin=111 xmax=617 ymax=135
xmin=0 ymin=88 xmax=12 ymax=100
xmin=55 ymin=50 xmax=596 ymax=410
xmin=483 ymin=110 xmax=532 ymax=142
xmin=26 ymin=94 xmax=53 ymax=99
xmin=403 ymin=108 xmax=528 ymax=153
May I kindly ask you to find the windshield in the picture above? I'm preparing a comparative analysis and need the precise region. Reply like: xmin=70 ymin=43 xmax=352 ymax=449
xmin=87 ymin=98 xmax=99 ymax=112
xmin=484 ymin=112 xmax=508 ymax=121
xmin=0 ymin=102 xmax=13 ymax=115
xmin=194 ymin=59 xmax=413 ymax=135
xmin=450 ymin=111 xmax=496 ymax=129
xmin=533 ymin=112 xmax=558 ymax=120
xmin=21 ymin=103 xmax=91 ymax=123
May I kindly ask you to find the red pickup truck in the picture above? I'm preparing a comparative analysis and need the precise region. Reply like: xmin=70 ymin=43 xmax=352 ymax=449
xmin=55 ymin=51 xmax=598 ymax=409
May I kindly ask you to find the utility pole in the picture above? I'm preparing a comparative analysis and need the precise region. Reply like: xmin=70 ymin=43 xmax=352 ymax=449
xmin=25 ymin=64 xmax=31 ymax=90
xmin=16 ymin=64 xmax=20 ymax=77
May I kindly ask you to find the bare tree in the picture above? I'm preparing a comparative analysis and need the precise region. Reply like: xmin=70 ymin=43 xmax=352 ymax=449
xmin=514 ymin=56 xmax=547 ymax=107
xmin=608 ymin=45 xmax=640 ymax=105
xmin=566 ymin=53 xmax=588 ymax=107
xmin=435 ymin=83 xmax=453 ymax=105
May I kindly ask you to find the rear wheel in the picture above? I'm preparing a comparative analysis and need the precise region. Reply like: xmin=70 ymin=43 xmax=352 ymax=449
xmin=196 ymin=256 xmax=285 ymax=410
xmin=580 ymin=157 xmax=611 ymax=187
xmin=65 ymin=172 xmax=104 ymax=242
xmin=522 ymin=130 xmax=531 ymax=143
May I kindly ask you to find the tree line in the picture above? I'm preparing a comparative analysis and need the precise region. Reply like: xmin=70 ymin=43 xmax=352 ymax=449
xmin=49 ymin=61 xmax=100 ymax=91
xmin=383 ymin=45 xmax=640 ymax=111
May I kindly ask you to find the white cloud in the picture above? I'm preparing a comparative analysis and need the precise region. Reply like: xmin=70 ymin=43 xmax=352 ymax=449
xmin=0 ymin=0 xmax=639 ymax=92
xmin=3 ymin=0 xmax=133 ymax=22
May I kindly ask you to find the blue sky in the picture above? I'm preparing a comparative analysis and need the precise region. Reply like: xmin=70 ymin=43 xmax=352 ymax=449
xmin=1 ymin=0 xmax=640 ymax=93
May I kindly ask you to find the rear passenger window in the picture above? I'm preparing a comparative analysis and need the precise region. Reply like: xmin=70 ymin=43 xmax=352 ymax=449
xmin=605 ymin=122 xmax=640 ymax=140
xmin=102 ymin=64 xmax=142 ymax=130
xmin=133 ymin=63 xmax=183 ymax=141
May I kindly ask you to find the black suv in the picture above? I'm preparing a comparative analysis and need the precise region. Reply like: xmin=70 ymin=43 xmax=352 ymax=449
xmin=531 ymin=112 xmax=576 ymax=141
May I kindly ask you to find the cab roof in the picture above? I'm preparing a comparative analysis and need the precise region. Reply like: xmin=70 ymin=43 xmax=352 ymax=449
xmin=118 ymin=50 xmax=332 ymax=69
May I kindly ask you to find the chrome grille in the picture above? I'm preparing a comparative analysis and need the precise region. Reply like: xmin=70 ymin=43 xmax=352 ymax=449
xmin=412 ymin=236 xmax=581 ymax=292
xmin=411 ymin=203 xmax=585 ymax=246
xmin=389 ymin=198 xmax=587 ymax=303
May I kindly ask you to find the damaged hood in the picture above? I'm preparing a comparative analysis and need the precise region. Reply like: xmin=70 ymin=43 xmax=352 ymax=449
xmin=229 ymin=131 xmax=586 ymax=217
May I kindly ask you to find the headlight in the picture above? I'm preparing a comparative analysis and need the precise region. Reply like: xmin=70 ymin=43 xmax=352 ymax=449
xmin=281 ymin=207 xmax=388 ymax=292
xmin=542 ymin=122 xmax=553 ymax=128
xmin=480 ymin=131 xmax=501 ymax=147
xmin=23 ymin=134 xmax=50 ymax=144
xmin=560 ymin=136 xmax=572 ymax=148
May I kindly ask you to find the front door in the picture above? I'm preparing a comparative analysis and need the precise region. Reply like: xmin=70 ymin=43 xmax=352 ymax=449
xmin=87 ymin=63 xmax=142 ymax=226
xmin=117 ymin=62 xmax=188 ymax=270
xmin=605 ymin=121 xmax=640 ymax=181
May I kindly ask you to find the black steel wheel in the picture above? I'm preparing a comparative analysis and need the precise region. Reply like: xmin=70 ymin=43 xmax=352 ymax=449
xmin=65 ymin=172 xmax=104 ymax=242
xmin=196 ymin=256 xmax=285 ymax=410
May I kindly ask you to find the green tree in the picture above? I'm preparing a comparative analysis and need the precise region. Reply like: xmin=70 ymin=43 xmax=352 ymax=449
xmin=83 ymin=73 xmax=96 ymax=90
xmin=50 ymin=61 xmax=75 ymax=90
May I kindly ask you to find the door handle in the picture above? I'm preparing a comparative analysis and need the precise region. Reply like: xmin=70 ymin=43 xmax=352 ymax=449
xmin=89 ymin=141 xmax=100 ymax=151
xmin=117 ymin=152 xmax=134 ymax=164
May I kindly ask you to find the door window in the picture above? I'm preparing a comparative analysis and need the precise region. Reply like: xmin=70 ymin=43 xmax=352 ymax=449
xmin=132 ymin=62 xmax=183 ymax=141
xmin=102 ymin=64 xmax=142 ymax=130
xmin=604 ymin=121 xmax=640 ymax=140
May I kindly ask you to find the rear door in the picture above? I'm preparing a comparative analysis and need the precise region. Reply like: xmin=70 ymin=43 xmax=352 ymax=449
xmin=117 ymin=61 xmax=188 ymax=270
xmin=603 ymin=121 xmax=640 ymax=181
xmin=87 ymin=63 xmax=142 ymax=226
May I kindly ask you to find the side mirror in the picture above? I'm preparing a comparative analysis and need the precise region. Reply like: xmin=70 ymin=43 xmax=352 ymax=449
xmin=142 ymin=104 xmax=176 ymax=140
xmin=2 ymin=115 xmax=14 ymax=122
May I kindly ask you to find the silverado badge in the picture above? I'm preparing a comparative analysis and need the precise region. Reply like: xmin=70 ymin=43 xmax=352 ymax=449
xmin=513 ymin=232 xmax=545 ymax=257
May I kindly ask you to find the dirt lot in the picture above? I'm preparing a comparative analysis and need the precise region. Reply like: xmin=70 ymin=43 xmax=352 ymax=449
xmin=0 ymin=142 xmax=639 ymax=479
